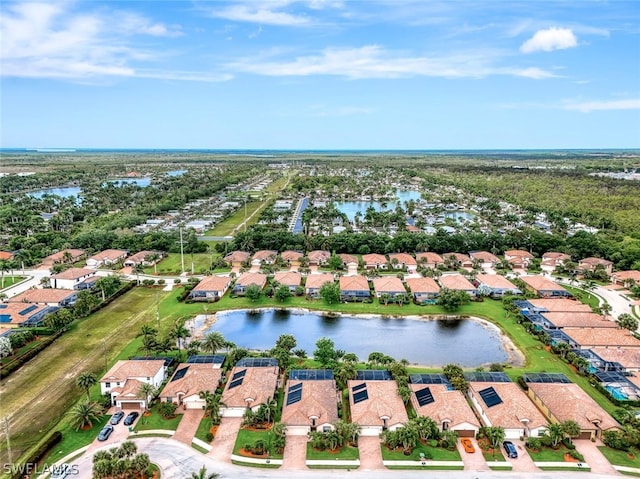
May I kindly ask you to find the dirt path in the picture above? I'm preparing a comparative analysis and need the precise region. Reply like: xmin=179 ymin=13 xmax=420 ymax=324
xmin=0 ymin=288 xmax=167 ymax=464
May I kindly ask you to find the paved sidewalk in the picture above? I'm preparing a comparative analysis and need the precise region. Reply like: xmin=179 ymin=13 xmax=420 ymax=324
xmin=172 ymin=409 xmax=204 ymax=445
xmin=207 ymin=417 xmax=242 ymax=462
xmin=357 ymin=436 xmax=384 ymax=470
xmin=281 ymin=435 xmax=308 ymax=469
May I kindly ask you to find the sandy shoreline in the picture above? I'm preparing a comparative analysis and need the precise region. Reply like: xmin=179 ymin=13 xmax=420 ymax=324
xmin=185 ymin=307 xmax=525 ymax=368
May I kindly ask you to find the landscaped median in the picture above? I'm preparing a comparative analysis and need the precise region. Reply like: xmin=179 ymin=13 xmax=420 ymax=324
xmin=306 ymin=443 xmax=360 ymax=469
xmin=231 ymin=428 xmax=283 ymax=468
xmin=381 ymin=442 xmax=464 ymax=470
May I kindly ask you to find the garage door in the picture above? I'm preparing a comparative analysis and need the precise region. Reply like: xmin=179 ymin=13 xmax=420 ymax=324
xmin=120 ymin=402 xmax=141 ymax=410
xmin=456 ymin=430 xmax=476 ymax=437
xmin=578 ymin=431 xmax=592 ymax=440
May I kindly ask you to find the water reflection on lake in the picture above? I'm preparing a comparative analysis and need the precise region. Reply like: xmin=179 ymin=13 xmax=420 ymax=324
xmin=205 ymin=309 xmax=508 ymax=366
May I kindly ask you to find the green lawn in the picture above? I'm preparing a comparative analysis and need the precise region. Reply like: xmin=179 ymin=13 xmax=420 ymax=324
xmin=205 ymin=201 xmax=264 ymax=237
xmin=195 ymin=416 xmax=214 ymax=443
xmin=46 ymin=415 xmax=110 ymax=462
xmin=562 ymin=284 xmax=601 ymax=309
xmin=133 ymin=405 xmax=183 ymax=431
xmin=598 ymin=446 xmax=640 ymax=468
xmin=233 ymin=428 xmax=283 ymax=459
xmin=307 ymin=443 xmax=359 ymax=460
xmin=144 ymin=253 xmax=224 ymax=275
xmin=482 ymin=450 xmax=506 ymax=462
xmin=380 ymin=443 xmax=461 ymax=461
xmin=526 ymin=446 xmax=572 ymax=462
xmin=0 ymin=275 xmax=25 ymax=289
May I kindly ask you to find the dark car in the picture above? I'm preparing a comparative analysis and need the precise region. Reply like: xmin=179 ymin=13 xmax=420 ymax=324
xmin=503 ymin=440 xmax=518 ymax=459
xmin=110 ymin=411 xmax=125 ymax=425
xmin=123 ymin=411 xmax=139 ymax=426
xmin=97 ymin=425 xmax=114 ymax=441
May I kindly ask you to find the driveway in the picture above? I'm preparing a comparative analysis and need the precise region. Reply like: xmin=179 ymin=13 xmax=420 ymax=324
xmin=575 ymin=438 xmax=618 ymax=475
xmin=456 ymin=437 xmax=489 ymax=471
xmin=509 ymin=439 xmax=539 ymax=473
xmin=282 ymin=435 xmax=308 ymax=469
xmin=357 ymin=436 xmax=384 ymax=470
xmin=207 ymin=417 xmax=242 ymax=462
xmin=87 ymin=420 xmax=130 ymax=452
xmin=173 ymin=409 xmax=204 ymax=445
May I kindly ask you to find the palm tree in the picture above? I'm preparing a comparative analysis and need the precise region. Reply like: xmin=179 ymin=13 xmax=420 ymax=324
xmin=200 ymin=391 xmax=226 ymax=424
xmin=137 ymin=383 xmax=157 ymax=412
xmin=118 ymin=440 xmax=137 ymax=458
xmin=66 ymin=401 xmax=102 ymax=431
xmin=76 ymin=372 xmax=97 ymax=401
xmin=334 ymin=362 xmax=357 ymax=389
xmin=0 ymin=259 xmax=9 ymax=288
xmin=201 ymin=331 xmax=226 ymax=355
xmin=561 ymin=420 xmax=581 ymax=445
xmin=133 ymin=263 xmax=145 ymax=285
xmin=190 ymin=466 xmax=219 ymax=479
xmin=484 ymin=426 xmax=506 ymax=451
xmin=169 ymin=322 xmax=191 ymax=355
xmin=132 ymin=453 xmax=150 ymax=477
xmin=546 ymin=422 xmax=564 ymax=447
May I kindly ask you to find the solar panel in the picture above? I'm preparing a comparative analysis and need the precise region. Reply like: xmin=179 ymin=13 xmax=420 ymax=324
xmin=478 ymin=387 xmax=503 ymax=407
xmin=228 ymin=378 xmax=244 ymax=389
xmin=236 ymin=358 xmax=278 ymax=368
xmin=0 ymin=314 xmax=11 ymax=323
xmin=464 ymin=372 xmax=511 ymax=383
xmin=232 ymin=369 xmax=247 ymax=381
xmin=0 ymin=304 xmax=7 ymax=309
xmin=352 ymin=383 xmax=367 ymax=392
xmin=171 ymin=367 xmax=189 ymax=382
xmin=356 ymin=370 xmax=391 ymax=381
xmin=415 ymin=387 xmax=435 ymax=407
xmin=187 ymin=355 xmax=225 ymax=364
xmin=409 ymin=374 xmax=451 ymax=386
xmin=286 ymin=384 xmax=303 ymax=406
xmin=131 ymin=356 xmax=175 ymax=367
xmin=19 ymin=305 xmax=38 ymax=316
xmin=523 ymin=373 xmax=571 ymax=384
xmin=353 ymin=390 xmax=369 ymax=404
xmin=289 ymin=369 xmax=334 ymax=380
xmin=289 ymin=383 xmax=303 ymax=393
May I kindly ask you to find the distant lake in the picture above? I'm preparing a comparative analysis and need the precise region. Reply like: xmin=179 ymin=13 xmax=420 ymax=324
xmin=167 ymin=170 xmax=187 ymax=177
xmin=336 ymin=190 xmax=421 ymax=221
xmin=28 ymin=186 xmax=81 ymax=199
xmin=106 ymin=178 xmax=151 ymax=187
xmin=444 ymin=211 xmax=475 ymax=221
xmin=203 ymin=309 xmax=509 ymax=366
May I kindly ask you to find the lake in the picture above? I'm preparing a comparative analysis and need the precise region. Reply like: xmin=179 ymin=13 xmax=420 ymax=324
xmin=28 ymin=186 xmax=82 ymax=199
xmin=106 ymin=178 xmax=151 ymax=187
xmin=202 ymin=309 xmax=510 ymax=366
xmin=336 ymin=190 xmax=421 ymax=221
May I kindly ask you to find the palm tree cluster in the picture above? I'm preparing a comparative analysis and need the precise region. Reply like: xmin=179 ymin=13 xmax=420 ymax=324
xmin=92 ymin=441 xmax=151 ymax=479
xmin=308 ymin=420 xmax=361 ymax=451
xmin=380 ymin=416 xmax=457 ymax=455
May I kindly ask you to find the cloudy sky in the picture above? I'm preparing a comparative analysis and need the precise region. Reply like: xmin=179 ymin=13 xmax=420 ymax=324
xmin=1 ymin=1 xmax=639 ymax=149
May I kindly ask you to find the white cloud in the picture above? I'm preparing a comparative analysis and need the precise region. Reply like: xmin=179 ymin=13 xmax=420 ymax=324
xmin=227 ymin=45 xmax=556 ymax=80
xmin=563 ymin=99 xmax=640 ymax=113
xmin=209 ymin=4 xmax=310 ymax=26
xmin=520 ymin=27 xmax=578 ymax=53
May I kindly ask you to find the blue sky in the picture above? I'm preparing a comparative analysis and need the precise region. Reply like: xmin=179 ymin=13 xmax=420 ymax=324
xmin=1 ymin=0 xmax=639 ymax=149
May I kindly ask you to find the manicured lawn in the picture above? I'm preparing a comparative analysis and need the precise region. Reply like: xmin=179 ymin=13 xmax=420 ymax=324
xmin=482 ymin=450 xmax=506 ymax=462
xmin=562 ymin=284 xmax=601 ymax=309
xmin=527 ymin=446 xmax=572 ymax=462
xmin=307 ymin=443 xmax=359 ymax=460
xmin=46 ymin=415 xmax=110 ymax=461
xmin=195 ymin=416 xmax=214 ymax=443
xmin=0 ymin=276 xmax=25 ymax=289
xmin=598 ymin=446 xmax=640 ymax=468
xmin=233 ymin=428 xmax=283 ymax=459
xmin=144 ymin=253 xmax=224 ymax=275
xmin=380 ymin=443 xmax=461 ymax=461
xmin=133 ymin=405 xmax=183 ymax=431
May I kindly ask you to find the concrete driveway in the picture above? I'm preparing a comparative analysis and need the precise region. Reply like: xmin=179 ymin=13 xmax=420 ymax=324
xmin=509 ymin=439 xmax=539 ymax=473
xmin=87 ymin=420 xmax=130 ymax=452
xmin=456 ymin=437 xmax=489 ymax=471
xmin=357 ymin=436 xmax=384 ymax=470
xmin=207 ymin=417 xmax=242 ymax=462
xmin=282 ymin=435 xmax=308 ymax=469
xmin=173 ymin=409 xmax=204 ymax=445
xmin=575 ymin=439 xmax=618 ymax=475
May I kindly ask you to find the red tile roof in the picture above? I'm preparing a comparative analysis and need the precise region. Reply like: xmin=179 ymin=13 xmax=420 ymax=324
xmin=372 ymin=276 xmax=406 ymax=294
xmin=348 ymin=380 xmax=408 ymax=428
xmin=416 ymin=252 xmax=444 ymax=265
xmin=222 ymin=365 xmax=279 ymax=408
xmin=470 ymin=251 xmax=500 ymax=263
xmin=362 ymin=253 xmax=387 ymax=265
xmin=476 ymin=274 xmax=518 ymax=290
xmin=51 ymin=268 xmax=95 ymax=280
xmin=406 ymin=277 xmax=440 ymax=294
xmin=388 ymin=253 xmax=417 ymax=266
xmin=281 ymin=379 xmax=339 ymax=427
xmin=305 ymin=273 xmax=335 ymax=290
xmin=192 ymin=275 xmax=232 ymax=292
xmin=520 ymin=275 xmax=567 ymax=293
xmin=273 ymin=271 xmax=302 ymax=287
xmin=235 ymin=272 xmax=267 ymax=288
xmin=339 ymin=275 xmax=369 ymax=292
xmin=439 ymin=274 xmax=476 ymax=291
xmin=8 ymin=288 xmax=76 ymax=304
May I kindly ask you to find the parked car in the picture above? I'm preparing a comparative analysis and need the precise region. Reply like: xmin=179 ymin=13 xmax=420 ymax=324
xmin=110 ymin=411 xmax=125 ymax=425
xmin=123 ymin=411 xmax=139 ymax=426
xmin=503 ymin=440 xmax=518 ymax=458
xmin=97 ymin=425 xmax=114 ymax=441
xmin=461 ymin=438 xmax=475 ymax=453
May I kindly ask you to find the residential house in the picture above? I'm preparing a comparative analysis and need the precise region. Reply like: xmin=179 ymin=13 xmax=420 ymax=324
xmin=100 ymin=359 xmax=166 ymax=410
xmin=443 ymin=253 xmax=473 ymax=269
xmin=469 ymin=251 xmax=500 ymax=269
xmin=124 ymin=250 xmax=162 ymax=267
xmin=42 ymin=249 xmax=86 ymax=267
xmin=611 ymin=270 xmax=640 ymax=286
xmin=372 ymin=276 xmax=407 ymax=301
xmin=524 ymin=374 xmax=619 ymax=440
xmin=438 ymin=274 xmax=477 ymax=297
xmin=305 ymin=274 xmax=335 ymax=298
xmin=562 ymin=328 xmax=640 ymax=349
xmin=223 ymin=251 xmax=251 ymax=268
xmin=540 ymin=312 xmax=617 ymax=330
xmin=466 ymin=373 xmax=547 ymax=439
xmin=339 ymin=275 xmax=370 ymax=302
xmin=591 ymin=348 xmax=640 ymax=372
xmin=0 ymin=302 xmax=57 ymax=327
xmin=0 ymin=251 xmax=14 ymax=261
xmin=475 ymin=274 xmax=521 ymax=297
xmin=338 ymin=253 xmax=359 ymax=268
xmin=50 ymin=268 xmax=97 ymax=290
xmin=252 ymin=250 xmax=278 ymax=265
xmin=388 ymin=253 xmax=417 ymax=271
xmin=220 ymin=358 xmax=279 ymax=417
xmin=188 ymin=275 xmax=232 ymax=301
xmin=308 ymin=250 xmax=331 ymax=267
xmin=361 ymin=253 xmax=388 ymax=270
xmin=415 ymin=252 xmax=444 ymax=269
xmin=504 ymin=250 xmax=534 ymax=269
xmin=579 ymin=257 xmax=614 ymax=275
xmin=281 ymin=373 xmax=339 ymax=435
xmin=86 ymin=249 xmax=128 ymax=269
xmin=273 ymin=271 xmax=302 ymax=292
xmin=541 ymin=252 xmax=571 ymax=272
xmin=520 ymin=275 xmax=571 ymax=298
xmin=406 ymin=277 xmax=440 ymax=304
xmin=232 ymin=272 xmax=267 ymax=295
xmin=348 ymin=379 xmax=409 ymax=436
xmin=8 ymin=288 xmax=78 ymax=307
xmin=520 ymin=298 xmax=592 ymax=313
xmin=159 ymin=363 xmax=223 ymax=410
xmin=280 ymin=251 xmax=304 ymax=267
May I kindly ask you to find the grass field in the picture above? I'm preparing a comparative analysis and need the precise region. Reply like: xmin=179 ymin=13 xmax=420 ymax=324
xmin=134 ymin=405 xmax=183 ymax=431
xmin=0 ymin=276 xmax=26 ymax=289
xmin=598 ymin=446 xmax=640 ymax=468
xmin=380 ymin=443 xmax=461 ymax=461
xmin=144 ymin=253 xmax=224 ymax=275
xmin=526 ymin=446 xmax=572 ymax=462
xmin=306 ymin=443 xmax=359 ymax=460
xmin=195 ymin=416 xmax=214 ymax=443
xmin=205 ymin=201 xmax=264 ymax=237
xmin=45 ymin=416 xmax=110 ymax=463
xmin=562 ymin=284 xmax=601 ymax=309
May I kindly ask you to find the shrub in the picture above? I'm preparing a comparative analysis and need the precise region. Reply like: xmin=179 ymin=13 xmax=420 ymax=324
xmin=205 ymin=432 xmax=214 ymax=443
xmin=569 ymin=449 xmax=585 ymax=461
xmin=526 ymin=437 xmax=542 ymax=451
xmin=562 ymin=437 xmax=576 ymax=450
xmin=174 ymin=278 xmax=181 ymax=284
xmin=157 ymin=279 xmax=166 ymax=285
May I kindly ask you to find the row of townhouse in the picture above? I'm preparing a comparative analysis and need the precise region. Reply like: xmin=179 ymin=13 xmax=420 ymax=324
xmin=6 ymin=248 xmax=164 ymax=270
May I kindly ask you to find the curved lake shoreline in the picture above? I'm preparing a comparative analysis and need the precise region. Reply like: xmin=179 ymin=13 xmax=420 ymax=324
xmin=187 ymin=307 xmax=525 ymax=368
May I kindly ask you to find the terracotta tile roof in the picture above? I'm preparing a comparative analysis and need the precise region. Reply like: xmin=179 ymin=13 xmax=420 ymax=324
xmin=362 ymin=253 xmax=387 ymax=265
xmin=0 ymin=302 xmax=50 ymax=324
xmin=339 ymin=275 xmax=369 ymax=292
xmin=416 ymin=252 xmax=444 ymax=265
xmin=439 ymin=274 xmax=476 ymax=291
xmin=591 ymin=348 xmax=640 ymax=370
xmin=126 ymin=250 xmax=157 ymax=264
xmin=45 ymin=249 xmax=85 ymax=262
xmin=526 ymin=299 xmax=592 ymax=312
xmin=443 ymin=253 xmax=471 ymax=264
xmin=410 ymin=384 xmax=479 ymax=429
xmin=51 ymin=268 xmax=95 ymax=280
xmin=101 ymin=360 xmax=165 ymax=383
xmin=527 ymin=382 xmax=619 ymax=431
xmin=273 ymin=271 xmax=302 ymax=287
xmin=308 ymin=250 xmax=331 ymax=263
xmin=192 ymin=275 xmax=232 ymax=292
xmin=476 ymin=274 xmax=518 ymax=290
xmin=348 ymin=380 xmax=409 ymax=428
xmin=470 ymin=251 xmax=500 ymax=263
xmin=252 ymin=250 xmax=278 ymax=261
xmin=388 ymin=253 xmax=417 ymax=266
xmin=280 ymin=251 xmax=303 ymax=262
xmin=469 ymin=381 xmax=547 ymax=430
xmin=563 ymin=328 xmax=640 ymax=348
xmin=372 ymin=276 xmax=406 ymax=294
xmin=612 ymin=271 xmax=640 ymax=283
xmin=580 ymin=257 xmax=613 ymax=266
xmin=406 ymin=225 xmax=421 ymax=233
xmin=160 ymin=363 xmax=223 ymax=399
xmin=542 ymin=252 xmax=571 ymax=261
xmin=338 ymin=253 xmax=359 ymax=265
xmin=8 ymin=288 xmax=76 ymax=304
xmin=0 ymin=251 xmax=14 ymax=260
xmin=406 ymin=277 xmax=440 ymax=294
xmin=113 ymin=378 xmax=145 ymax=399
xmin=520 ymin=275 xmax=567 ymax=293
xmin=504 ymin=250 xmax=533 ymax=259
xmin=87 ymin=249 xmax=127 ymax=263
xmin=235 ymin=272 xmax=267 ymax=288
xmin=541 ymin=312 xmax=617 ymax=329
xmin=627 ymin=373 xmax=640 ymax=388
xmin=222 ymin=365 xmax=279 ymax=408
xmin=281 ymin=379 xmax=339 ymax=427
xmin=224 ymin=251 xmax=250 ymax=263
xmin=305 ymin=274 xmax=335 ymax=290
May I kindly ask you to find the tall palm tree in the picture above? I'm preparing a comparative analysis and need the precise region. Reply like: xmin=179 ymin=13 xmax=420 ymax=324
xmin=137 ymin=383 xmax=157 ymax=412
xmin=0 ymin=259 xmax=10 ymax=288
xmin=66 ymin=401 xmax=102 ymax=431
xmin=169 ymin=323 xmax=191 ymax=355
xmin=263 ymin=397 xmax=278 ymax=424
xmin=190 ymin=466 xmax=219 ymax=479
xmin=76 ymin=372 xmax=97 ymax=401
xmin=133 ymin=263 xmax=145 ymax=285
xmin=201 ymin=331 xmax=226 ymax=355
